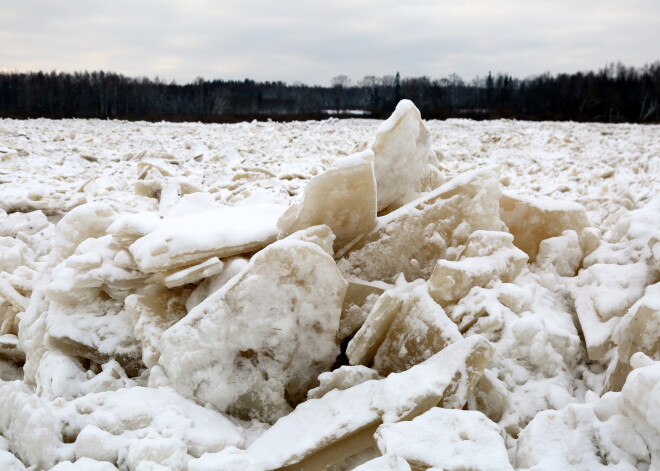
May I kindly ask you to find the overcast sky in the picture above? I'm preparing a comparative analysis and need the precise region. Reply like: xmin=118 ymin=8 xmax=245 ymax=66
xmin=1 ymin=0 xmax=658 ymax=86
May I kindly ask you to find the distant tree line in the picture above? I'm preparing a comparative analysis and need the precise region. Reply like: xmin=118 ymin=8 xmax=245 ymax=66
xmin=0 ymin=62 xmax=658 ymax=123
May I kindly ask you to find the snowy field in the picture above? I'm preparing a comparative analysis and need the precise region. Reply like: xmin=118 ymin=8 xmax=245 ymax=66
xmin=0 ymin=103 xmax=659 ymax=470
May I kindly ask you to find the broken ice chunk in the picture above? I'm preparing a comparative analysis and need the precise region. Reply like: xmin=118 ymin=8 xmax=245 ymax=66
xmin=371 ymin=282 xmax=463 ymax=376
xmin=130 ymin=203 xmax=284 ymax=273
xmin=337 ymin=167 xmax=503 ymax=283
xmin=348 ymin=278 xmax=463 ymax=375
xmin=277 ymin=150 xmax=377 ymax=250
xmin=338 ymin=278 xmax=388 ymax=341
xmin=468 ymin=368 xmax=509 ymax=423
xmin=615 ymin=282 xmax=660 ymax=362
xmin=569 ymin=262 xmax=656 ymax=360
xmin=580 ymin=226 xmax=601 ymax=258
xmin=45 ymin=298 xmax=144 ymax=376
xmin=604 ymin=282 xmax=660 ymax=392
xmin=247 ymin=335 xmax=493 ymax=470
xmin=107 ymin=211 xmax=161 ymax=246
xmin=0 ymin=237 xmax=33 ymax=274
xmin=0 ymin=210 xmax=49 ymax=238
xmin=47 ymin=235 xmax=146 ymax=305
xmin=35 ymin=351 xmax=134 ymax=401
xmin=147 ymin=257 xmax=224 ymax=289
xmin=0 ymin=304 xmax=20 ymax=337
xmin=372 ymin=100 xmax=438 ymax=212
xmin=375 ymin=408 xmax=513 ymax=471
xmin=185 ymin=257 xmax=249 ymax=313
xmin=346 ymin=282 xmax=406 ymax=367
xmin=536 ymin=229 xmax=583 ymax=276
xmin=54 ymin=202 xmax=117 ymax=260
xmin=125 ymin=285 xmax=188 ymax=368
xmin=0 ymin=381 xmax=61 ymax=470
xmin=159 ymin=239 xmax=348 ymax=423
xmin=428 ymin=230 xmax=528 ymax=306
xmin=63 ymin=387 xmax=245 ymax=466
xmin=0 ymin=278 xmax=28 ymax=313
xmin=516 ymin=395 xmax=653 ymax=470
xmin=372 ymin=335 xmax=494 ymax=416
xmin=307 ymin=365 xmax=379 ymax=399
xmin=620 ymin=359 xmax=660 ymax=438
xmin=281 ymin=224 xmax=336 ymax=256
xmin=500 ymin=192 xmax=590 ymax=262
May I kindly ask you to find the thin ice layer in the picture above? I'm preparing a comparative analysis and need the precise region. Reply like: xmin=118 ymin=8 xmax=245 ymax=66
xmin=159 ymin=239 xmax=347 ymax=423
xmin=129 ymin=203 xmax=284 ymax=273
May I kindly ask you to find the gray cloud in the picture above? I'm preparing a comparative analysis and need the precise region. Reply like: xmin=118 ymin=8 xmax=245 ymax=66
xmin=1 ymin=0 xmax=658 ymax=85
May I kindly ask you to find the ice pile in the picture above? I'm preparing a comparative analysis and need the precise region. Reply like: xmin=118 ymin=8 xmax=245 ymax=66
xmin=0 ymin=100 xmax=659 ymax=470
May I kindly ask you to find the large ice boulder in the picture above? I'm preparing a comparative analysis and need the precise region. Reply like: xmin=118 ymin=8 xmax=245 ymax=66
xmin=158 ymin=238 xmax=348 ymax=422
xmin=277 ymin=150 xmax=377 ymax=250
xmin=371 ymin=99 xmax=438 ymax=212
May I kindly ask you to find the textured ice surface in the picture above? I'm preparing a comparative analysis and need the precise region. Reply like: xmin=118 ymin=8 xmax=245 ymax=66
xmin=338 ymin=278 xmax=388 ymax=341
xmin=347 ymin=279 xmax=463 ymax=376
xmin=428 ymin=230 xmax=528 ymax=306
xmin=604 ymin=283 xmax=660 ymax=392
xmin=570 ymin=262 xmax=655 ymax=360
xmin=371 ymin=99 xmax=438 ymax=212
xmin=129 ymin=203 xmax=284 ymax=273
xmin=376 ymin=408 xmax=513 ymax=471
xmin=337 ymin=167 xmax=503 ymax=282
xmin=500 ymin=192 xmax=590 ymax=262
xmin=516 ymin=361 xmax=660 ymax=471
xmin=159 ymin=238 xmax=347 ymax=422
xmin=277 ymin=149 xmax=377 ymax=250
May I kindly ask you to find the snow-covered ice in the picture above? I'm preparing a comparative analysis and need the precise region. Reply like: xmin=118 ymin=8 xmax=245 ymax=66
xmin=0 ymin=104 xmax=658 ymax=470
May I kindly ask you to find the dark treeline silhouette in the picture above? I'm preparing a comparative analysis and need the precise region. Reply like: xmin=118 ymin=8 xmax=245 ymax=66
xmin=1 ymin=62 xmax=659 ymax=123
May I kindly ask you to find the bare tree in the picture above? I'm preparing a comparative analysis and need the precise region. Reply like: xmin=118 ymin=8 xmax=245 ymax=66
xmin=331 ymin=75 xmax=351 ymax=113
